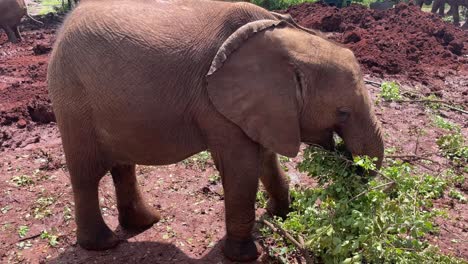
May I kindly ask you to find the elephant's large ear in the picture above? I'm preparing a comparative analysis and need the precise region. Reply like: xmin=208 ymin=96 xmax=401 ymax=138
xmin=269 ymin=11 xmax=326 ymax=38
xmin=206 ymin=20 xmax=302 ymax=157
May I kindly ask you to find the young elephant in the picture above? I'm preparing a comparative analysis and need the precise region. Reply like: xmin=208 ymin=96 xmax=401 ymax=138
xmin=0 ymin=0 xmax=26 ymax=43
xmin=48 ymin=0 xmax=384 ymax=261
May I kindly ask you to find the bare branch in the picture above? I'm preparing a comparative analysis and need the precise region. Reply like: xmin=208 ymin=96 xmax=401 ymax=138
xmin=260 ymin=219 xmax=313 ymax=264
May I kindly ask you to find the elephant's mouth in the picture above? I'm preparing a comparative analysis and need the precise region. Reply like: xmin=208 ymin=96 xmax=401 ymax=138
xmin=304 ymin=140 xmax=335 ymax=151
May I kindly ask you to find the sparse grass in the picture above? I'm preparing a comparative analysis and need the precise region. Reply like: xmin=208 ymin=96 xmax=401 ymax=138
xmin=182 ymin=151 xmax=212 ymax=170
xmin=433 ymin=115 xmax=457 ymax=130
xmin=17 ymin=225 xmax=29 ymax=238
xmin=10 ymin=175 xmax=34 ymax=187
xmin=208 ymin=173 xmax=221 ymax=184
xmin=33 ymin=195 xmax=56 ymax=219
xmin=63 ymin=205 xmax=73 ymax=222
xmin=16 ymin=241 xmax=32 ymax=250
xmin=1 ymin=205 xmax=12 ymax=214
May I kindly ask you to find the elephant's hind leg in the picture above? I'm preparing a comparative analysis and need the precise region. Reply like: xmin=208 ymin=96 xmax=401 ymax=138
xmin=110 ymin=164 xmax=160 ymax=230
xmin=259 ymin=149 xmax=290 ymax=218
xmin=4 ymin=26 xmax=19 ymax=43
xmin=68 ymin=156 xmax=119 ymax=250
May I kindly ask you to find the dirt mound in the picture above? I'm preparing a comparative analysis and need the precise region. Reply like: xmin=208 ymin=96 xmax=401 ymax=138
xmin=283 ymin=3 xmax=468 ymax=91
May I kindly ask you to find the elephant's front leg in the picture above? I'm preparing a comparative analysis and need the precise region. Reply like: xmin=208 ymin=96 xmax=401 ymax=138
xmin=260 ymin=149 xmax=290 ymax=218
xmin=211 ymin=139 xmax=262 ymax=262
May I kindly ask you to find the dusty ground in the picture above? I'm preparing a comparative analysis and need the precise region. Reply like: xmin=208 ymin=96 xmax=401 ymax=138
xmin=0 ymin=4 xmax=467 ymax=264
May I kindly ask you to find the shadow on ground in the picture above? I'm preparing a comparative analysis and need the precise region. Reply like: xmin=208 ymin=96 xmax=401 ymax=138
xmin=48 ymin=238 xmax=263 ymax=264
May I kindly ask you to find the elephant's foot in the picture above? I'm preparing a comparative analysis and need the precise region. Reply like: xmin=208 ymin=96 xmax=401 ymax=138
xmin=119 ymin=203 xmax=160 ymax=230
xmin=223 ymin=237 xmax=262 ymax=262
xmin=266 ymin=198 xmax=290 ymax=219
xmin=77 ymin=225 xmax=120 ymax=250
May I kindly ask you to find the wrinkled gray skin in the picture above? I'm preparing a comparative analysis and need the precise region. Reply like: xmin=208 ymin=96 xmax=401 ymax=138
xmin=0 ymin=0 xmax=26 ymax=43
xmin=48 ymin=0 xmax=384 ymax=261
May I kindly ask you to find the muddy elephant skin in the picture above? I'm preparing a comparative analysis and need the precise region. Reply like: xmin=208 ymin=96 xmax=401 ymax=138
xmin=47 ymin=0 xmax=385 ymax=261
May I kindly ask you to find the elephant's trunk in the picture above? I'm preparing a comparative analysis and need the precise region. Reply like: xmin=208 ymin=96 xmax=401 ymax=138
xmin=340 ymin=115 xmax=384 ymax=170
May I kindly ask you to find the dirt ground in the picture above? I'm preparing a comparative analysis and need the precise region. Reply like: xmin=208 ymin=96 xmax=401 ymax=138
xmin=0 ymin=3 xmax=467 ymax=264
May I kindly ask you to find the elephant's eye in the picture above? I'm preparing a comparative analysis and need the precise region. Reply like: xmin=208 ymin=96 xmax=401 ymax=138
xmin=337 ymin=108 xmax=351 ymax=123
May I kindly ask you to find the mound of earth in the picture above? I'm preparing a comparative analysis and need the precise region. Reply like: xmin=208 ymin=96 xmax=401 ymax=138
xmin=282 ymin=3 xmax=468 ymax=91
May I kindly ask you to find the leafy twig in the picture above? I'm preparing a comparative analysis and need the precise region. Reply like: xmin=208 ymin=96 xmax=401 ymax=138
xmin=349 ymin=181 xmax=396 ymax=202
xmin=260 ymin=219 xmax=313 ymax=264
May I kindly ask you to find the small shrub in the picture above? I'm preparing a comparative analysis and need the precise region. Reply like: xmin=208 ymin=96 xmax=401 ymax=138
xmin=40 ymin=230 xmax=59 ymax=247
xmin=436 ymin=132 xmax=468 ymax=164
xmin=261 ymin=145 xmax=465 ymax=263
xmin=379 ymin=81 xmax=401 ymax=101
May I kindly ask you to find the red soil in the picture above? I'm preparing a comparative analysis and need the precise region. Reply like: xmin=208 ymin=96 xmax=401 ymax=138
xmin=0 ymin=8 xmax=466 ymax=264
xmin=282 ymin=2 xmax=468 ymax=92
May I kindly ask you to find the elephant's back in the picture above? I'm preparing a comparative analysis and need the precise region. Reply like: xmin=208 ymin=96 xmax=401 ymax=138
xmin=52 ymin=0 xmax=274 ymax=78
xmin=49 ymin=0 xmax=275 ymax=108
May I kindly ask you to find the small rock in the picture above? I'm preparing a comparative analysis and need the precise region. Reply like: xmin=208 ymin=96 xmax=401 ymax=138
xmin=33 ymin=43 xmax=52 ymax=55
xmin=17 ymin=119 xmax=27 ymax=129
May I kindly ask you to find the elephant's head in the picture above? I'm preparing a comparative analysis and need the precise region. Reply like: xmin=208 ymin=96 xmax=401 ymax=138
xmin=206 ymin=18 xmax=384 ymax=168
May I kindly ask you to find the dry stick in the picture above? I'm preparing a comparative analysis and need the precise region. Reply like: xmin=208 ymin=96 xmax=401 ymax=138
xmin=261 ymin=219 xmax=313 ymax=264
xmin=364 ymin=79 xmax=468 ymax=114
xmin=396 ymin=99 xmax=448 ymax=103
xmin=18 ymin=233 xmax=41 ymax=242
xmin=443 ymin=104 xmax=468 ymax=115
xmin=385 ymin=146 xmax=462 ymax=160
xmin=414 ymin=133 xmax=420 ymax=155
xmin=364 ymin=79 xmax=381 ymax=87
